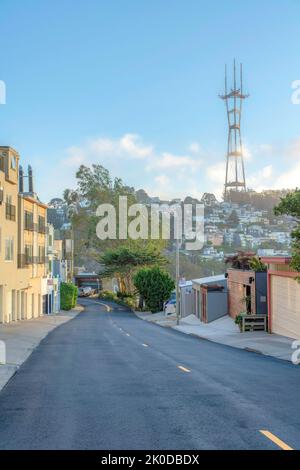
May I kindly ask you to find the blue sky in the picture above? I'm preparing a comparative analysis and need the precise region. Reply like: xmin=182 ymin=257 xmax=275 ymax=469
xmin=1 ymin=0 xmax=300 ymax=201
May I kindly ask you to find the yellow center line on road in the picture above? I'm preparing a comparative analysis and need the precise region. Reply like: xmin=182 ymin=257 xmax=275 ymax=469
xmin=178 ymin=365 xmax=191 ymax=373
xmin=93 ymin=301 xmax=112 ymax=312
xmin=260 ymin=430 xmax=294 ymax=450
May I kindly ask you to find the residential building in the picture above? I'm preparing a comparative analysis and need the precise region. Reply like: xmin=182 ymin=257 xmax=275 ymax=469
xmin=179 ymin=280 xmax=193 ymax=318
xmin=226 ymin=268 xmax=267 ymax=319
xmin=261 ymin=256 xmax=300 ymax=339
xmin=192 ymin=275 xmax=227 ymax=323
xmin=0 ymin=146 xmax=49 ymax=323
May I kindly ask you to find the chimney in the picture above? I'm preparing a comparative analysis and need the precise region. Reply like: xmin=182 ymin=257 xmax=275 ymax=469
xmin=28 ymin=165 xmax=34 ymax=194
xmin=19 ymin=165 xmax=24 ymax=193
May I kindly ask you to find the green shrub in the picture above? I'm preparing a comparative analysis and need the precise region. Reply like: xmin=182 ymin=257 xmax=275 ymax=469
xmin=133 ymin=267 xmax=175 ymax=313
xmin=61 ymin=282 xmax=78 ymax=311
xmin=98 ymin=290 xmax=136 ymax=309
xmin=72 ymin=286 xmax=78 ymax=308
xmin=116 ymin=291 xmax=134 ymax=299
xmin=249 ymin=257 xmax=267 ymax=272
xmin=99 ymin=290 xmax=118 ymax=301
xmin=235 ymin=312 xmax=247 ymax=331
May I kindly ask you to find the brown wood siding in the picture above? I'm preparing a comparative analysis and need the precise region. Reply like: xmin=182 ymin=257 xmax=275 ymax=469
xmin=227 ymin=269 xmax=256 ymax=319
xmin=271 ymin=275 xmax=300 ymax=339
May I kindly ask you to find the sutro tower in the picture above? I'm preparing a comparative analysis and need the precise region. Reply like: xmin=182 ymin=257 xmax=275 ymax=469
xmin=219 ymin=60 xmax=249 ymax=200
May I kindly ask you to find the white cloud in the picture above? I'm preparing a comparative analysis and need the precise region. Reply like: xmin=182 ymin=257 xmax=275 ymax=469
xmin=146 ymin=152 xmax=202 ymax=171
xmin=154 ymin=174 xmax=170 ymax=186
xmin=272 ymin=162 xmax=300 ymax=189
xmin=206 ymin=161 xmax=225 ymax=185
xmin=119 ymin=134 xmax=153 ymax=158
xmin=258 ymin=143 xmax=274 ymax=155
xmin=243 ymin=144 xmax=252 ymax=161
xmin=262 ymin=164 xmax=273 ymax=178
xmin=286 ymin=138 xmax=300 ymax=160
xmin=54 ymin=132 xmax=300 ymax=205
xmin=63 ymin=133 xmax=153 ymax=167
xmin=189 ymin=142 xmax=201 ymax=154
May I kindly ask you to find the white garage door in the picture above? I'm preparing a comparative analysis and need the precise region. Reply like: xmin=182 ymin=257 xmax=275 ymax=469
xmin=271 ymin=275 xmax=300 ymax=339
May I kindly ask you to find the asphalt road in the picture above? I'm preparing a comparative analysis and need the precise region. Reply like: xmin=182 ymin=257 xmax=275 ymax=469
xmin=0 ymin=298 xmax=299 ymax=450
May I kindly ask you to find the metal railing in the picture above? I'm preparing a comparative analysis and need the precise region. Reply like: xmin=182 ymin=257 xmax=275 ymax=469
xmin=18 ymin=254 xmax=49 ymax=268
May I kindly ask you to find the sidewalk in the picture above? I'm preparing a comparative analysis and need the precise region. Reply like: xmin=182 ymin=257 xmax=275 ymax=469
xmin=0 ymin=306 xmax=83 ymax=391
xmin=136 ymin=311 xmax=296 ymax=363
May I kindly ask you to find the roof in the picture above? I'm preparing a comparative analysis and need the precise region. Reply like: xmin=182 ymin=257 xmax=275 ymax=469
xmin=75 ymin=272 xmax=100 ymax=278
xmin=192 ymin=274 xmax=226 ymax=286
xmin=260 ymin=256 xmax=291 ymax=265
xmin=20 ymin=192 xmax=48 ymax=209
xmin=179 ymin=280 xmax=193 ymax=288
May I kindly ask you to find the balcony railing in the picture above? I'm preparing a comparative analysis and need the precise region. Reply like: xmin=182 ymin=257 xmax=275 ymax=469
xmin=18 ymin=254 xmax=48 ymax=268
xmin=6 ymin=203 xmax=16 ymax=221
xmin=0 ymin=188 xmax=3 ymax=204
xmin=38 ymin=224 xmax=47 ymax=234
xmin=0 ymin=157 xmax=4 ymax=172
xmin=18 ymin=253 xmax=33 ymax=268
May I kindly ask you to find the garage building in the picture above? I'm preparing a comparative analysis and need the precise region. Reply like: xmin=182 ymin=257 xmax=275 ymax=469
xmin=261 ymin=256 xmax=300 ymax=339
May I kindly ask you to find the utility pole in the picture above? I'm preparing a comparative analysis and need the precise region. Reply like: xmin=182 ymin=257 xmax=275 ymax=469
xmin=175 ymin=220 xmax=180 ymax=326
xmin=174 ymin=210 xmax=182 ymax=325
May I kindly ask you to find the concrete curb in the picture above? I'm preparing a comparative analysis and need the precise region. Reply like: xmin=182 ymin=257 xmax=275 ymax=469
xmin=0 ymin=305 xmax=84 ymax=392
xmin=135 ymin=311 xmax=295 ymax=364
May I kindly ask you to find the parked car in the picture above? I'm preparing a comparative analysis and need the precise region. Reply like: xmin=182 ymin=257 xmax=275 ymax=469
xmin=78 ymin=286 xmax=93 ymax=297
xmin=164 ymin=298 xmax=176 ymax=316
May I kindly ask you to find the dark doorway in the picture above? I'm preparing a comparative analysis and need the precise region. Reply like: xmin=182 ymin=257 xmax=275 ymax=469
xmin=245 ymin=285 xmax=252 ymax=314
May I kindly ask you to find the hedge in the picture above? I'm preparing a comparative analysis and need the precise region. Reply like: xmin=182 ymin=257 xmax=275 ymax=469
xmin=133 ymin=267 xmax=175 ymax=313
xmin=60 ymin=282 xmax=78 ymax=311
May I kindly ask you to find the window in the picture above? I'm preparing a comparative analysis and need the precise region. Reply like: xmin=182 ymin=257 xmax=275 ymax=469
xmin=10 ymin=155 xmax=16 ymax=170
xmin=5 ymin=195 xmax=16 ymax=221
xmin=24 ymin=211 xmax=34 ymax=231
xmin=38 ymin=215 xmax=46 ymax=233
xmin=5 ymin=237 xmax=14 ymax=261
xmin=0 ymin=156 xmax=4 ymax=172
xmin=25 ymin=245 xmax=33 ymax=265
xmin=38 ymin=245 xmax=45 ymax=264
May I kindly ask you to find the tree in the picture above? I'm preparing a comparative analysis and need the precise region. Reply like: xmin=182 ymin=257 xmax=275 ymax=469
xmin=134 ymin=267 xmax=175 ymax=313
xmin=274 ymin=189 xmax=300 ymax=274
xmin=225 ymin=251 xmax=256 ymax=270
xmin=227 ymin=209 xmax=239 ymax=227
xmin=63 ymin=164 xmax=143 ymax=265
xmin=249 ymin=257 xmax=267 ymax=272
xmin=100 ymin=241 xmax=167 ymax=293
xmin=63 ymin=164 xmax=166 ymax=268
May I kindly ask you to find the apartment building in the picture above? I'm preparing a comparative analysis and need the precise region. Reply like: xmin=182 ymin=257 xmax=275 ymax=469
xmin=0 ymin=146 xmax=49 ymax=323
